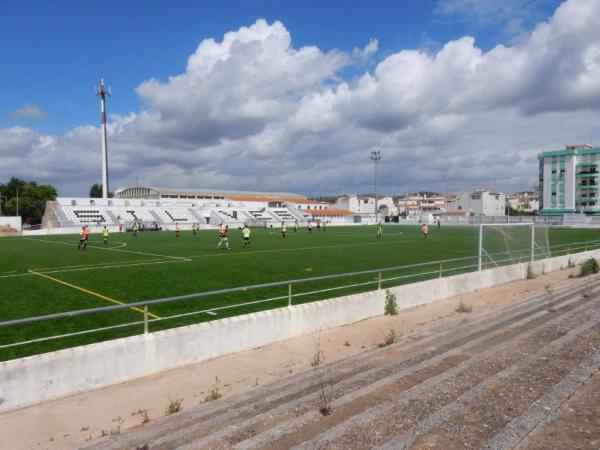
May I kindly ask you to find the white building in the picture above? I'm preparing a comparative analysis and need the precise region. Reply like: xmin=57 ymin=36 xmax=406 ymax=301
xmin=447 ymin=190 xmax=506 ymax=216
xmin=507 ymin=191 xmax=539 ymax=213
xmin=396 ymin=192 xmax=450 ymax=216
xmin=334 ymin=195 xmax=396 ymax=216
xmin=538 ymin=144 xmax=600 ymax=215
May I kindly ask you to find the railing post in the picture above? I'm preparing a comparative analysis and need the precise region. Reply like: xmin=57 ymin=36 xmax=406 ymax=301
xmin=378 ymin=272 xmax=382 ymax=290
xmin=567 ymin=245 xmax=570 ymax=255
xmin=143 ymin=305 xmax=148 ymax=335
xmin=478 ymin=224 xmax=483 ymax=271
xmin=288 ymin=283 xmax=292 ymax=306
xmin=439 ymin=263 xmax=442 ymax=278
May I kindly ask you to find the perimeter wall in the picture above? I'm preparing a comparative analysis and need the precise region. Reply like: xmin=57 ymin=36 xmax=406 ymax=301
xmin=1 ymin=249 xmax=598 ymax=413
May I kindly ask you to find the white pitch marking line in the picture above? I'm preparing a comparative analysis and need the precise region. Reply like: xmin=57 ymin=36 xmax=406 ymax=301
xmin=24 ymin=237 xmax=190 ymax=261
xmin=0 ymin=259 xmax=188 ymax=279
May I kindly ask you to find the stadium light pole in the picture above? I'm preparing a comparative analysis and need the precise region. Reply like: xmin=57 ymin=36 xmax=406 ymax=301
xmin=96 ymin=78 xmax=112 ymax=200
xmin=371 ymin=148 xmax=382 ymax=223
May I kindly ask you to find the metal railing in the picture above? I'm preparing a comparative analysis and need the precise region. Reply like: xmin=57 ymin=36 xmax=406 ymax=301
xmin=1 ymin=238 xmax=600 ymax=352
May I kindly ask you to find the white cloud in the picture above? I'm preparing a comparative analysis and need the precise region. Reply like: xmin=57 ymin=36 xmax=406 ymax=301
xmin=2 ymin=1 xmax=600 ymax=197
xmin=10 ymin=104 xmax=47 ymax=121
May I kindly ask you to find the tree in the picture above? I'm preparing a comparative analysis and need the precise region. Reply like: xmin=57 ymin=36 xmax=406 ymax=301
xmin=89 ymin=183 xmax=113 ymax=198
xmin=90 ymin=183 xmax=102 ymax=198
xmin=0 ymin=177 xmax=57 ymax=219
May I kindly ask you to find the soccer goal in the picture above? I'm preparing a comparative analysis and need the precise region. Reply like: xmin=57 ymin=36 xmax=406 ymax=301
xmin=478 ymin=223 xmax=550 ymax=271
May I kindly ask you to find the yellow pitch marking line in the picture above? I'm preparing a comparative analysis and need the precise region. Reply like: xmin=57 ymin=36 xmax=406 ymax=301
xmin=27 ymin=269 xmax=161 ymax=319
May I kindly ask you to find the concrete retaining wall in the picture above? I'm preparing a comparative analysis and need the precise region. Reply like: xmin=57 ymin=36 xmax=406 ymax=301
xmin=1 ymin=249 xmax=599 ymax=413
xmin=0 ymin=216 xmax=22 ymax=232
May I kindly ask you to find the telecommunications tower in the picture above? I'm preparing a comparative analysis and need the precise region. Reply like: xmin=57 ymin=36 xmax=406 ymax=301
xmin=95 ymin=78 xmax=111 ymax=199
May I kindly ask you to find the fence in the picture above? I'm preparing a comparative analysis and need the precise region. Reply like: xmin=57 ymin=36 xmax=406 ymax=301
xmin=1 ymin=238 xmax=600 ymax=356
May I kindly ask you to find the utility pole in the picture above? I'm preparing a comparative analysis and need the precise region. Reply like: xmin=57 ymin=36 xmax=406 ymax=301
xmin=16 ymin=187 xmax=19 ymax=216
xmin=370 ymin=148 xmax=382 ymax=223
xmin=96 ymin=78 xmax=112 ymax=199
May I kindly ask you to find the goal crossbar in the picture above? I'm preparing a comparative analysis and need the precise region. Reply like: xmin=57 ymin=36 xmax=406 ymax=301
xmin=478 ymin=223 xmax=537 ymax=271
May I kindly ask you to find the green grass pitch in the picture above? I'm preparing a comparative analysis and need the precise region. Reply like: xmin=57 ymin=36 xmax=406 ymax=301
xmin=1 ymin=224 xmax=599 ymax=361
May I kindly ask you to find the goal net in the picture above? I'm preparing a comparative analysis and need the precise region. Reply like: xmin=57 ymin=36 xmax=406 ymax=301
xmin=479 ymin=223 xmax=550 ymax=269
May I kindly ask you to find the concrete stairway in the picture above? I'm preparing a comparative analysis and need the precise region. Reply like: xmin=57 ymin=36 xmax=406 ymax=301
xmin=80 ymin=276 xmax=600 ymax=450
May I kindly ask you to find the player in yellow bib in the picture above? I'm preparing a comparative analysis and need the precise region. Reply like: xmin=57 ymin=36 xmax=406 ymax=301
xmin=242 ymin=224 xmax=251 ymax=247
xmin=102 ymin=226 xmax=109 ymax=244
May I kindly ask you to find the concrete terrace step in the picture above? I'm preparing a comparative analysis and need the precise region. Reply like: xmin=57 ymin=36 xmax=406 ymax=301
xmin=80 ymin=277 xmax=590 ymax=449
xmin=79 ymin=275 xmax=600 ymax=450
xmin=232 ymin=297 xmax=600 ymax=450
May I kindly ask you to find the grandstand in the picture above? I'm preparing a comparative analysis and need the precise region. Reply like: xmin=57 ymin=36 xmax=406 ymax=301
xmin=42 ymin=187 xmax=355 ymax=230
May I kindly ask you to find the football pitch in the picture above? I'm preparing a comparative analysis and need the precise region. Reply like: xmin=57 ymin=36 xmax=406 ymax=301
xmin=1 ymin=224 xmax=599 ymax=361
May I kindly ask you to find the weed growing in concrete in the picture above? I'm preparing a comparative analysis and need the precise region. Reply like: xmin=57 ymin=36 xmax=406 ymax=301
xmin=455 ymin=299 xmax=473 ymax=313
xmin=131 ymin=408 xmax=150 ymax=424
xmin=110 ymin=416 xmax=124 ymax=435
xmin=579 ymin=258 xmax=599 ymax=277
xmin=165 ymin=397 xmax=183 ymax=415
xmin=378 ymin=329 xmax=399 ymax=348
xmin=311 ymin=338 xmax=334 ymax=416
xmin=204 ymin=377 xmax=223 ymax=402
xmin=384 ymin=290 xmax=398 ymax=315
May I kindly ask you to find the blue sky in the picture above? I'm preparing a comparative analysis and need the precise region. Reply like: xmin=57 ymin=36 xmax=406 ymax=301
xmin=1 ymin=0 xmax=598 ymax=197
xmin=1 ymin=0 xmax=561 ymax=134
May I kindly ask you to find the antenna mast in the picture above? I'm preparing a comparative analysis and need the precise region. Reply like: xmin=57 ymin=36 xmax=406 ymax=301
xmin=95 ymin=78 xmax=112 ymax=199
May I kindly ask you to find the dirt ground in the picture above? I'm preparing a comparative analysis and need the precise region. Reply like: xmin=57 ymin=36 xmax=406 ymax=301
xmin=0 ymin=268 xmax=578 ymax=450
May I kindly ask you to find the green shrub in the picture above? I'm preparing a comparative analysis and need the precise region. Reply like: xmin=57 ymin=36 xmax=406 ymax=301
xmin=384 ymin=290 xmax=398 ymax=315
xmin=579 ymin=258 xmax=600 ymax=277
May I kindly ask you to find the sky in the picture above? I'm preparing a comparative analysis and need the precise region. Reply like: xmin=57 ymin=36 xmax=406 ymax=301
xmin=1 ymin=0 xmax=599 ymax=197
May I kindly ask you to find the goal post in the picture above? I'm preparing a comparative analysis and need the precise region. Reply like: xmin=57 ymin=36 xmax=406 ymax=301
xmin=478 ymin=223 xmax=549 ymax=271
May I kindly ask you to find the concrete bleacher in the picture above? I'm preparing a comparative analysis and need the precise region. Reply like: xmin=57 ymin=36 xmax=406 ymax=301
xmin=62 ymin=207 xmax=109 ymax=225
xmin=271 ymin=209 xmax=296 ymax=221
xmin=49 ymin=198 xmax=325 ymax=229
xmin=248 ymin=210 xmax=274 ymax=221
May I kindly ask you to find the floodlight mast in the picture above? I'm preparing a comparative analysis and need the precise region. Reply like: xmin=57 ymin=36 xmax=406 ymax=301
xmin=370 ymin=148 xmax=382 ymax=223
xmin=96 ymin=78 xmax=111 ymax=199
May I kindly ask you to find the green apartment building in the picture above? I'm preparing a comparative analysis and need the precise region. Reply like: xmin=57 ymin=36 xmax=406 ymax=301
xmin=539 ymin=144 xmax=600 ymax=215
